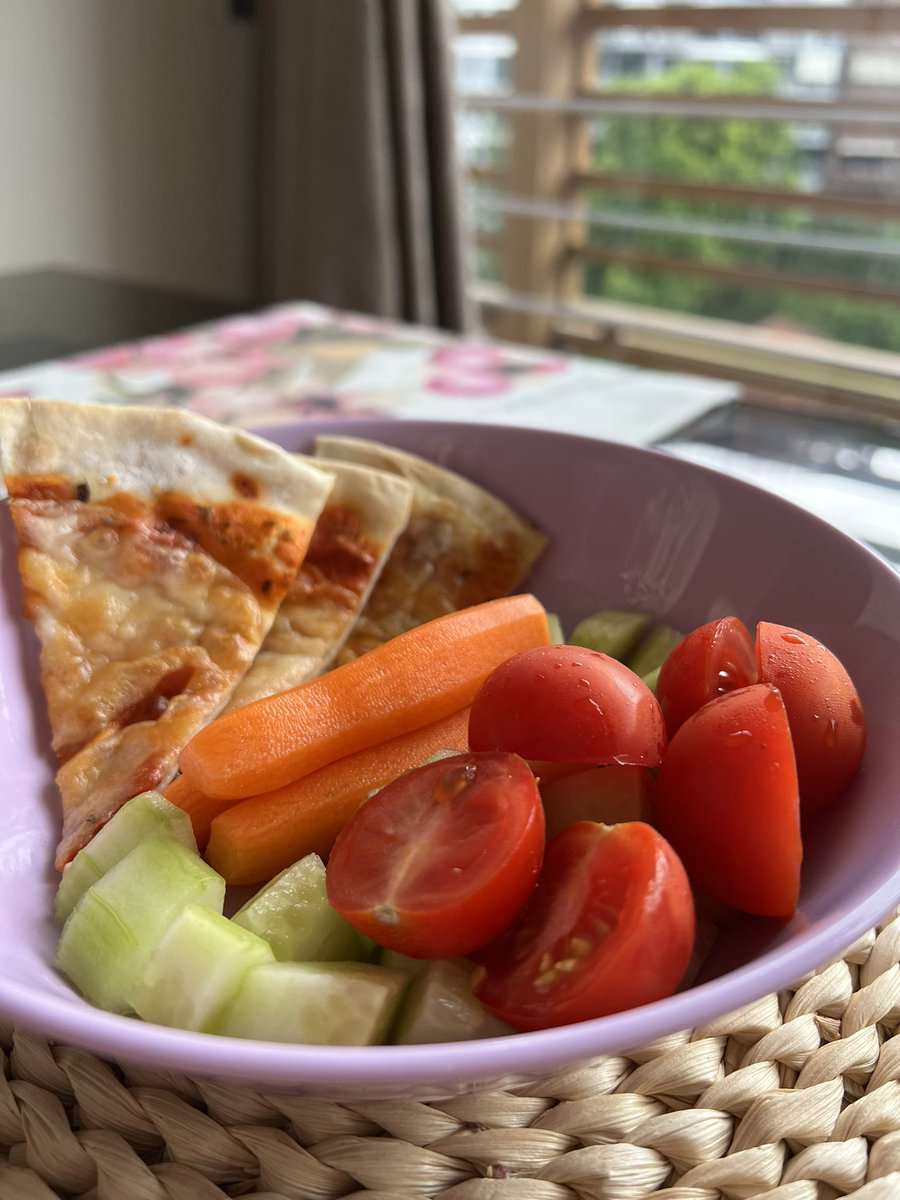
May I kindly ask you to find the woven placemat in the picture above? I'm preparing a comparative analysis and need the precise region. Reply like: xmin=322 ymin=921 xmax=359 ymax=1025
xmin=1 ymin=910 xmax=898 ymax=1200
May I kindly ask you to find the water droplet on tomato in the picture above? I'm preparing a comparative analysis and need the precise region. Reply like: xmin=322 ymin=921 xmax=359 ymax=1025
xmin=433 ymin=764 xmax=475 ymax=804
xmin=781 ymin=632 xmax=807 ymax=645
xmin=823 ymin=718 xmax=838 ymax=748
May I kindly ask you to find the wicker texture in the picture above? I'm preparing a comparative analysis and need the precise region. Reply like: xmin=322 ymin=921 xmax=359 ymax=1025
xmin=1 ymin=911 xmax=898 ymax=1200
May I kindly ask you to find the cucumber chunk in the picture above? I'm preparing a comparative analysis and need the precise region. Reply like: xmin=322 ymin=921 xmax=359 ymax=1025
xmin=545 ymin=612 xmax=565 ymax=644
xmin=215 ymin=961 xmax=410 ymax=1045
xmin=391 ymin=959 xmax=514 ymax=1044
xmin=55 ymin=791 xmax=196 ymax=924
xmin=57 ymin=835 xmax=225 ymax=1013
xmin=569 ymin=609 xmax=651 ymax=660
xmin=232 ymin=853 xmax=367 ymax=962
xmin=641 ymin=665 xmax=661 ymax=695
xmin=133 ymin=903 xmax=275 ymax=1031
xmin=627 ymin=625 xmax=684 ymax=678
xmin=379 ymin=947 xmax=428 ymax=975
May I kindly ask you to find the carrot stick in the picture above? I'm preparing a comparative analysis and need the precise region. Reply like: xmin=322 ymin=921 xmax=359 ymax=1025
xmin=204 ymin=707 xmax=471 ymax=885
xmin=179 ymin=594 xmax=549 ymax=800
xmin=161 ymin=773 xmax=237 ymax=849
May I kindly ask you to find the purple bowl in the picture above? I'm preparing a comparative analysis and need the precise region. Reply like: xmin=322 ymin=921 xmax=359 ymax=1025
xmin=1 ymin=418 xmax=898 ymax=1100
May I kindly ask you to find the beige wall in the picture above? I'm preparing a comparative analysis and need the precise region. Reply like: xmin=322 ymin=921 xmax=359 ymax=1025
xmin=0 ymin=0 xmax=258 ymax=302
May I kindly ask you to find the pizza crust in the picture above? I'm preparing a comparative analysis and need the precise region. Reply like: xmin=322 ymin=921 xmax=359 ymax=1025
xmin=0 ymin=397 xmax=336 ymax=868
xmin=314 ymin=435 xmax=548 ymax=663
xmin=0 ymin=396 xmax=333 ymax=513
xmin=225 ymin=457 xmax=413 ymax=709
xmin=314 ymin=434 xmax=547 ymax=551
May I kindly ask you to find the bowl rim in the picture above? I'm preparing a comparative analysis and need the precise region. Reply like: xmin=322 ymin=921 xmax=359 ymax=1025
xmin=1 ymin=864 xmax=897 ymax=1095
xmin=3 ymin=416 xmax=899 ymax=1096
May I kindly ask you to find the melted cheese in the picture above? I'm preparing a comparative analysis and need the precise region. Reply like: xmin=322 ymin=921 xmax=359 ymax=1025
xmin=336 ymin=502 xmax=537 ymax=665
xmin=10 ymin=496 xmax=280 ymax=867
xmin=226 ymin=501 xmax=387 ymax=710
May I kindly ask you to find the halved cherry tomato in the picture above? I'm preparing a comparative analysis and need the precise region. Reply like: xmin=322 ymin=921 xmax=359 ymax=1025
xmin=655 ymin=683 xmax=801 ymax=917
xmin=756 ymin=621 xmax=866 ymax=816
xmin=538 ymin=764 xmax=655 ymax=841
xmin=656 ymin=616 xmax=758 ymax=738
xmin=468 ymin=644 xmax=667 ymax=768
xmin=325 ymin=751 xmax=544 ymax=959
xmin=472 ymin=820 xmax=695 ymax=1031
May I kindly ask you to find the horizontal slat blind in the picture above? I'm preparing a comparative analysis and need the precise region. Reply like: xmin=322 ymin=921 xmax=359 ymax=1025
xmin=463 ymin=92 xmax=900 ymax=125
xmin=577 ymin=3 xmax=900 ymax=34
xmin=453 ymin=0 xmax=900 ymax=398
xmin=460 ymin=4 xmax=900 ymax=34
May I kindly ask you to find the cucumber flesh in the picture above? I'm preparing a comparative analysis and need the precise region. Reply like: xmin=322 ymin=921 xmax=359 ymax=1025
xmin=55 ymin=791 xmax=196 ymax=924
xmin=133 ymin=903 xmax=275 ymax=1031
xmin=378 ymin=947 xmax=474 ymax=976
xmin=627 ymin=625 xmax=683 ymax=678
xmin=569 ymin=609 xmax=651 ymax=660
xmin=391 ymin=959 xmax=514 ymax=1044
xmin=215 ymin=961 xmax=410 ymax=1045
xmin=545 ymin=612 xmax=565 ymax=644
xmin=379 ymin=947 xmax=428 ymax=975
xmin=540 ymin=764 xmax=655 ymax=841
xmin=642 ymin=665 xmax=661 ymax=694
xmin=232 ymin=853 xmax=366 ymax=962
xmin=57 ymin=835 xmax=225 ymax=1013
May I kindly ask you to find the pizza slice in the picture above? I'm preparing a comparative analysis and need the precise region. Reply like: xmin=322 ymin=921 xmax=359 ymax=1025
xmin=0 ymin=397 xmax=334 ymax=869
xmin=224 ymin=457 xmax=413 ymax=711
xmin=313 ymin=435 xmax=548 ymax=664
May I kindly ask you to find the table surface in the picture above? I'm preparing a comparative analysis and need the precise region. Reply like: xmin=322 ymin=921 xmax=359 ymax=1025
xmin=1 ymin=301 xmax=899 ymax=1197
xmin=1 ymin=299 xmax=897 ymax=570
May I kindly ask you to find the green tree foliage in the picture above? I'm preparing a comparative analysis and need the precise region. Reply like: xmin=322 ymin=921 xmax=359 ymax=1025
xmin=585 ymin=62 xmax=900 ymax=350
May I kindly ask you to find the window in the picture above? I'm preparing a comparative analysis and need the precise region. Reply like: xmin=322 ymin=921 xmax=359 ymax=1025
xmin=452 ymin=0 xmax=900 ymax=413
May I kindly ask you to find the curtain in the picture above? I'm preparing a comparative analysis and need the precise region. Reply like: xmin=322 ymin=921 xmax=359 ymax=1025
xmin=258 ymin=0 xmax=473 ymax=333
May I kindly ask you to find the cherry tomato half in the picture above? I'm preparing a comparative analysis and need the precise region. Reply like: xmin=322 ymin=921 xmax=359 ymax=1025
xmin=325 ymin=751 xmax=544 ymax=959
xmin=472 ymin=820 xmax=695 ymax=1031
xmin=655 ymin=616 xmax=758 ymax=738
xmin=756 ymin=621 xmax=866 ymax=816
xmin=468 ymin=644 xmax=667 ymax=768
xmin=655 ymin=683 xmax=802 ymax=917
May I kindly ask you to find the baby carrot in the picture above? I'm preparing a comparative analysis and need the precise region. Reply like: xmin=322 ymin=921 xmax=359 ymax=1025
xmin=179 ymin=593 xmax=549 ymax=800
xmin=161 ymin=773 xmax=236 ymax=849
xmin=204 ymin=707 xmax=471 ymax=885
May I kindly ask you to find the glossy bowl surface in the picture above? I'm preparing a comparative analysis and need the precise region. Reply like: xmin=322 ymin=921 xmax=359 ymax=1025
xmin=2 ymin=418 xmax=898 ymax=1099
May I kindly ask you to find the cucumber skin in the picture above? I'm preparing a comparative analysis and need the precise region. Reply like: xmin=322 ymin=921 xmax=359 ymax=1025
xmin=56 ymin=835 xmax=225 ymax=1014
xmin=627 ymin=625 xmax=684 ymax=678
xmin=54 ymin=791 xmax=196 ymax=925
xmin=569 ymin=609 xmax=651 ymax=660
xmin=215 ymin=961 xmax=411 ymax=1046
